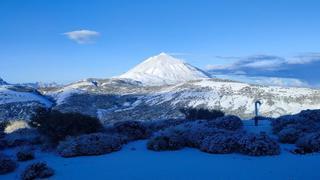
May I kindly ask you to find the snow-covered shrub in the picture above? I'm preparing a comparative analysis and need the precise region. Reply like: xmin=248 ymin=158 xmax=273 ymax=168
xmin=30 ymin=108 xmax=103 ymax=143
xmin=147 ymin=128 xmax=186 ymax=151
xmin=200 ymin=132 xmax=240 ymax=154
xmin=180 ymin=108 xmax=224 ymax=120
xmin=238 ymin=133 xmax=280 ymax=156
xmin=0 ymin=139 xmax=7 ymax=150
xmin=271 ymin=115 xmax=298 ymax=134
xmin=0 ymin=121 xmax=10 ymax=138
xmin=272 ymin=109 xmax=320 ymax=145
xmin=183 ymin=121 xmax=223 ymax=148
xmin=295 ymin=132 xmax=320 ymax=153
xmin=298 ymin=109 xmax=320 ymax=123
xmin=144 ymin=119 xmax=187 ymax=134
xmin=208 ymin=115 xmax=243 ymax=131
xmin=5 ymin=120 xmax=30 ymax=134
xmin=57 ymin=133 xmax=123 ymax=157
xmin=4 ymin=128 xmax=41 ymax=147
xmin=278 ymin=125 xmax=302 ymax=143
xmin=21 ymin=162 xmax=54 ymax=180
xmin=0 ymin=154 xmax=17 ymax=175
xmin=147 ymin=120 xmax=226 ymax=150
xmin=16 ymin=149 xmax=35 ymax=162
xmin=110 ymin=121 xmax=149 ymax=141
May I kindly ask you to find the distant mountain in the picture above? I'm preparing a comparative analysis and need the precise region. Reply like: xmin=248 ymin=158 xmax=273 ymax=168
xmin=20 ymin=82 xmax=62 ymax=89
xmin=118 ymin=53 xmax=211 ymax=85
xmin=0 ymin=85 xmax=53 ymax=121
xmin=0 ymin=78 xmax=8 ymax=85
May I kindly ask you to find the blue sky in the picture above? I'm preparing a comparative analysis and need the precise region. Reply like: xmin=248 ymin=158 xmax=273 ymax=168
xmin=1 ymin=0 xmax=320 ymax=86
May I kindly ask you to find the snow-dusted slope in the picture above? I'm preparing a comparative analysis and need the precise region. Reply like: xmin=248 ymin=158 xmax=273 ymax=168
xmin=44 ymin=79 xmax=98 ymax=105
xmin=0 ymin=78 xmax=8 ymax=85
xmin=118 ymin=53 xmax=210 ymax=85
xmin=0 ymin=85 xmax=53 ymax=121
xmin=0 ymin=86 xmax=51 ymax=106
xmin=47 ymin=78 xmax=320 ymax=123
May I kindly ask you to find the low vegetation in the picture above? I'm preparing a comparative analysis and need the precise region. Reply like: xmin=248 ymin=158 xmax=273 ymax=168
xmin=29 ymin=108 xmax=103 ymax=143
xmin=0 ymin=154 xmax=17 ymax=175
xmin=107 ymin=121 xmax=149 ymax=141
xmin=21 ymin=162 xmax=54 ymax=180
xmin=57 ymin=133 xmax=123 ymax=157
xmin=271 ymin=109 xmax=320 ymax=153
xmin=238 ymin=132 xmax=280 ymax=156
xmin=180 ymin=108 xmax=225 ymax=120
xmin=16 ymin=149 xmax=35 ymax=162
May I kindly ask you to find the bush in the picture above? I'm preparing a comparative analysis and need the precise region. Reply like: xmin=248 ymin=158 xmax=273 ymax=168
xmin=0 ymin=154 xmax=17 ymax=175
xmin=0 ymin=121 xmax=10 ymax=138
xmin=57 ymin=133 xmax=123 ymax=157
xmin=238 ymin=133 xmax=280 ymax=156
xmin=200 ymin=132 xmax=240 ymax=154
xmin=21 ymin=162 xmax=54 ymax=180
xmin=4 ymin=128 xmax=41 ymax=147
xmin=208 ymin=115 xmax=243 ymax=131
xmin=30 ymin=108 xmax=103 ymax=143
xmin=271 ymin=109 xmax=320 ymax=145
xmin=16 ymin=149 xmax=35 ymax=162
xmin=180 ymin=108 xmax=224 ymax=120
xmin=0 ymin=139 xmax=7 ymax=150
xmin=147 ymin=120 xmax=227 ymax=150
xmin=110 ymin=121 xmax=149 ymax=141
xmin=295 ymin=132 xmax=320 ymax=153
xmin=147 ymin=129 xmax=186 ymax=151
xmin=298 ymin=109 xmax=320 ymax=123
xmin=184 ymin=122 xmax=223 ymax=148
xmin=278 ymin=125 xmax=302 ymax=144
xmin=144 ymin=119 xmax=187 ymax=134
xmin=271 ymin=115 xmax=298 ymax=134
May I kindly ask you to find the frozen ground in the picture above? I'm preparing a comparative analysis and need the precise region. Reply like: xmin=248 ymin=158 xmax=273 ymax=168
xmin=2 ymin=140 xmax=320 ymax=180
xmin=2 ymin=120 xmax=320 ymax=180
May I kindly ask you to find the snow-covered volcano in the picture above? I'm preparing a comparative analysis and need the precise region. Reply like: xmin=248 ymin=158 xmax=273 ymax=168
xmin=118 ymin=53 xmax=211 ymax=85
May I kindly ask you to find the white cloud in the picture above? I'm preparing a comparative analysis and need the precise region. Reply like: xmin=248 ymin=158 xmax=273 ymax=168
xmin=214 ymin=74 xmax=309 ymax=87
xmin=63 ymin=30 xmax=100 ymax=44
xmin=206 ymin=53 xmax=320 ymax=87
xmin=287 ymin=53 xmax=320 ymax=64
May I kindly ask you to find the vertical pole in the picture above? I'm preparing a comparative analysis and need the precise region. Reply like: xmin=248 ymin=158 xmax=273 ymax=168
xmin=254 ymin=100 xmax=261 ymax=126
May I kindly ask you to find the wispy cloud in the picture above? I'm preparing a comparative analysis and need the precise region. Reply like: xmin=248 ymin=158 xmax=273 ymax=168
xmin=215 ymin=74 xmax=309 ymax=87
xmin=207 ymin=53 xmax=320 ymax=87
xmin=63 ymin=30 xmax=100 ymax=44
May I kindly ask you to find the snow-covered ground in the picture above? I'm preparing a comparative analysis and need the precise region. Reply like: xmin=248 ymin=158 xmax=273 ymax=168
xmin=2 ymin=139 xmax=320 ymax=180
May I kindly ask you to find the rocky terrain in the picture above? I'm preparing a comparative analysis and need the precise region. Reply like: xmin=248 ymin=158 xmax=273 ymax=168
xmin=39 ymin=78 xmax=320 ymax=124
xmin=1 ymin=53 xmax=320 ymax=123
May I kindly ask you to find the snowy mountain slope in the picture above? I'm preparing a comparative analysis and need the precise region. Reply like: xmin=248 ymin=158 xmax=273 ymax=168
xmin=48 ymin=78 xmax=320 ymax=123
xmin=0 ymin=86 xmax=52 ymax=106
xmin=20 ymin=81 xmax=62 ymax=89
xmin=0 ymin=85 xmax=53 ymax=121
xmin=0 ymin=78 xmax=9 ymax=85
xmin=42 ymin=79 xmax=102 ymax=105
xmin=118 ymin=53 xmax=211 ymax=85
